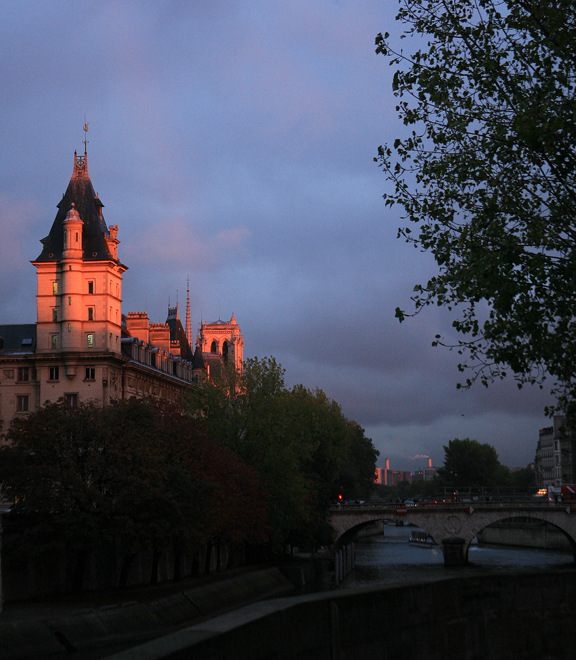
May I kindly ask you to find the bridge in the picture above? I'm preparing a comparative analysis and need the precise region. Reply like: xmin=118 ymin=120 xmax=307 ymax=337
xmin=329 ymin=504 xmax=576 ymax=566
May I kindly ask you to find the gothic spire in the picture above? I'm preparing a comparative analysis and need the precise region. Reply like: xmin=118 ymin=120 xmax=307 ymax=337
xmin=186 ymin=275 xmax=191 ymax=347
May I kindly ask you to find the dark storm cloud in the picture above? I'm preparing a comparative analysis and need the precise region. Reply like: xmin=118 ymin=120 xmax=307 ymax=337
xmin=0 ymin=0 xmax=552 ymax=470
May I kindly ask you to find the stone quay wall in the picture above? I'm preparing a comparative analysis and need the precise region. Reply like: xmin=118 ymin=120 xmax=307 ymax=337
xmin=477 ymin=520 xmax=572 ymax=551
xmin=105 ymin=569 xmax=576 ymax=660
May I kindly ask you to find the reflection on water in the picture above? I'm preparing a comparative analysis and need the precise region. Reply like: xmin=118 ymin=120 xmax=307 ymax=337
xmin=342 ymin=524 xmax=575 ymax=589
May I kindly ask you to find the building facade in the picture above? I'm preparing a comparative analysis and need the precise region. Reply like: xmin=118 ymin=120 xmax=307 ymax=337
xmin=374 ymin=460 xmax=413 ymax=486
xmin=196 ymin=315 xmax=244 ymax=376
xmin=0 ymin=149 xmax=242 ymax=437
xmin=535 ymin=416 xmax=576 ymax=487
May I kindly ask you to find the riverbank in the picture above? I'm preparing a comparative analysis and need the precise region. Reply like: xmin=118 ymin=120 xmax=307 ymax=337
xmin=104 ymin=569 xmax=576 ymax=660
xmin=0 ymin=565 xmax=299 ymax=660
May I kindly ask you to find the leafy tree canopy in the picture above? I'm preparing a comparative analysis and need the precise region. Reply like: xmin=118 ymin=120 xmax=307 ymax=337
xmin=438 ymin=438 xmax=509 ymax=487
xmin=376 ymin=0 xmax=576 ymax=414
xmin=0 ymin=398 xmax=267 ymax=560
xmin=185 ymin=357 xmax=378 ymax=551
xmin=338 ymin=421 xmax=381 ymax=501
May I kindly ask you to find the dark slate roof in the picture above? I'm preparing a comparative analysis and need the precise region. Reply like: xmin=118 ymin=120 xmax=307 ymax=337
xmin=0 ymin=324 xmax=37 ymax=354
xmin=34 ymin=153 xmax=117 ymax=263
xmin=166 ymin=306 xmax=194 ymax=361
xmin=192 ymin=345 xmax=205 ymax=369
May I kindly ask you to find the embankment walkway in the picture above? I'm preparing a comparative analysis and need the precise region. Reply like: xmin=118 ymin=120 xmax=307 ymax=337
xmin=0 ymin=566 xmax=295 ymax=659
xmin=105 ymin=568 xmax=576 ymax=659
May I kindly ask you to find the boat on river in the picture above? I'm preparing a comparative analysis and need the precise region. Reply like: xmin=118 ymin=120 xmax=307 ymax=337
xmin=409 ymin=530 xmax=437 ymax=548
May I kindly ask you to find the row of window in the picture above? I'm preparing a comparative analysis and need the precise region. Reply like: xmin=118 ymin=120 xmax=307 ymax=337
xmin=49 ymin=366 xmax=96 ymax=381
xmin=16 ymin=366 xmax=97 ymax=383
xmin=16 ymin=392 xmax=78 ymax=412
xmin=210 ymin=340 xmax=229 ymax=356
xmin=52 ymin=281 xmax=120 ymax=296
xmin=51 ymin=307 xmax=119 ymax=322
xmin=50 ymin=333 xmax=95 ymax=349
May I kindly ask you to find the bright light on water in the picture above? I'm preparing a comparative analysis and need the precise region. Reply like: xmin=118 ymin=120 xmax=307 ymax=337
xmin=342 ymin=524 xmax=575 ymax=589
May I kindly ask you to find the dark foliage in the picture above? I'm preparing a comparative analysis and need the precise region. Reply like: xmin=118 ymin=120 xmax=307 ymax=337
xmin=376 ymin=1 xmax=576 ymax=414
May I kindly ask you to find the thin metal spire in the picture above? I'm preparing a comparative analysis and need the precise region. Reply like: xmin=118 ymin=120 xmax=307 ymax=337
xmin=185 ymin=275 xmax=191 ymax=347
xmin=83 ymin=119 xmax=89 ymax=154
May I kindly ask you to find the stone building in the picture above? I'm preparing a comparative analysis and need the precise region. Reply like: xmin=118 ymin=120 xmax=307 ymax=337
xmin=195 ymin=314 xmax=244 ymax=376
xmin=535 ymin=416 xmax=576 ymax=487
xmin=0 ymin=147 xmax=242 ymax=436
xmin=374 ymin=460 xmax=412 ymax=486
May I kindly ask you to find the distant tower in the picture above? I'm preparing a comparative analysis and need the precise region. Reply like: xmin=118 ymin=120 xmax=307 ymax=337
xmin=185 ymin=275 xmax=191 ymax=348
xmin=32 ymin=140 xmax=127 ymax=358
xmin=198 ymin=313 xmax=244 ymax=372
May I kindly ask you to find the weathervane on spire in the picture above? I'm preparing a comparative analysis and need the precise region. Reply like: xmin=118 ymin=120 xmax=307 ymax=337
xmin=83 ymin=121 xmax=89 ymax=154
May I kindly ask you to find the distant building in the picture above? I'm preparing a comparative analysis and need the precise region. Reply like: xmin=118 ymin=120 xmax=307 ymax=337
xmin=374 ymin=460 xmax=412 ymax=486
xmin=410 ymin=458 xmax=438 ymax=483
xmin=390 ymin=470 xmax=412 ymax=486
xmin=423 ymin=459 xmax=438 ymax=481
xmin=509 ymin=464 xmax=534 ymax=473
xmin=0 ymin=147 xmax=242 ymax=436
xmin=535 ymin=416 xmax=576 ymax=487
xmin=196 ymin=314 xmax=244 ymax=376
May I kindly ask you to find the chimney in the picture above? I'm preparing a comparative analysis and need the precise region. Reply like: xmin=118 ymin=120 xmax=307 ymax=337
xmin=385 ymin=458 xmax=390 ymax=470
xmin=428 ymin=457 xmax=432 ymax=468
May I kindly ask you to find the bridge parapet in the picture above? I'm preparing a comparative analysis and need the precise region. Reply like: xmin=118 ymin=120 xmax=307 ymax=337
xmin=329 ymin=505 xmax=576 ymax=566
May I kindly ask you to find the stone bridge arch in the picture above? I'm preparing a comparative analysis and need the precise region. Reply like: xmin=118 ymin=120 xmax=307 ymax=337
xmin=329 ymin=506 xmax=576 ymax=566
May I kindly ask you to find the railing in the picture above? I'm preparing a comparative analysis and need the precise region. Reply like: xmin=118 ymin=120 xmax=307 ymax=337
xmin=330 ymin=499 xmax=574 ymax=512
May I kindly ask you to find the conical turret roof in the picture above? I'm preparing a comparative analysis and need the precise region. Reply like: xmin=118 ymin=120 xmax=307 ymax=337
xmin=35 ymin=151 xmax=118 ymax=263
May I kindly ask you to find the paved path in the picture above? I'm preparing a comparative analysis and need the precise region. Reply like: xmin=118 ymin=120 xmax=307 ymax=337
xmin=1 ymin=566 xmax=295 ymax=659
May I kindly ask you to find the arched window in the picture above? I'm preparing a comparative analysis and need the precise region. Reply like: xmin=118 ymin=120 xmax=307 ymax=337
xmin=211 ymin=340 xmax=217 ymax=353
xmin=63 ymin=229 xmax=68 ymax=248
xmin=222 ymin=341 xmax=229 ymax=363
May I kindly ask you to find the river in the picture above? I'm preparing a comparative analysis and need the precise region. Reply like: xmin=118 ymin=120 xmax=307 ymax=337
xmin=341 ymin=523 xmax=576 ymax=589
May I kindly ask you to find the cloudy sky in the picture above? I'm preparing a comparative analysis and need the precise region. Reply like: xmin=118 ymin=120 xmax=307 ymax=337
xmin=0 ymin=1 xmax=552 ymax=471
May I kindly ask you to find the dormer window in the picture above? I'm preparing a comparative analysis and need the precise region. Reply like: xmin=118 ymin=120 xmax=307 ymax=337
xmin=95 ymin=194 xmax=103 ymax=220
